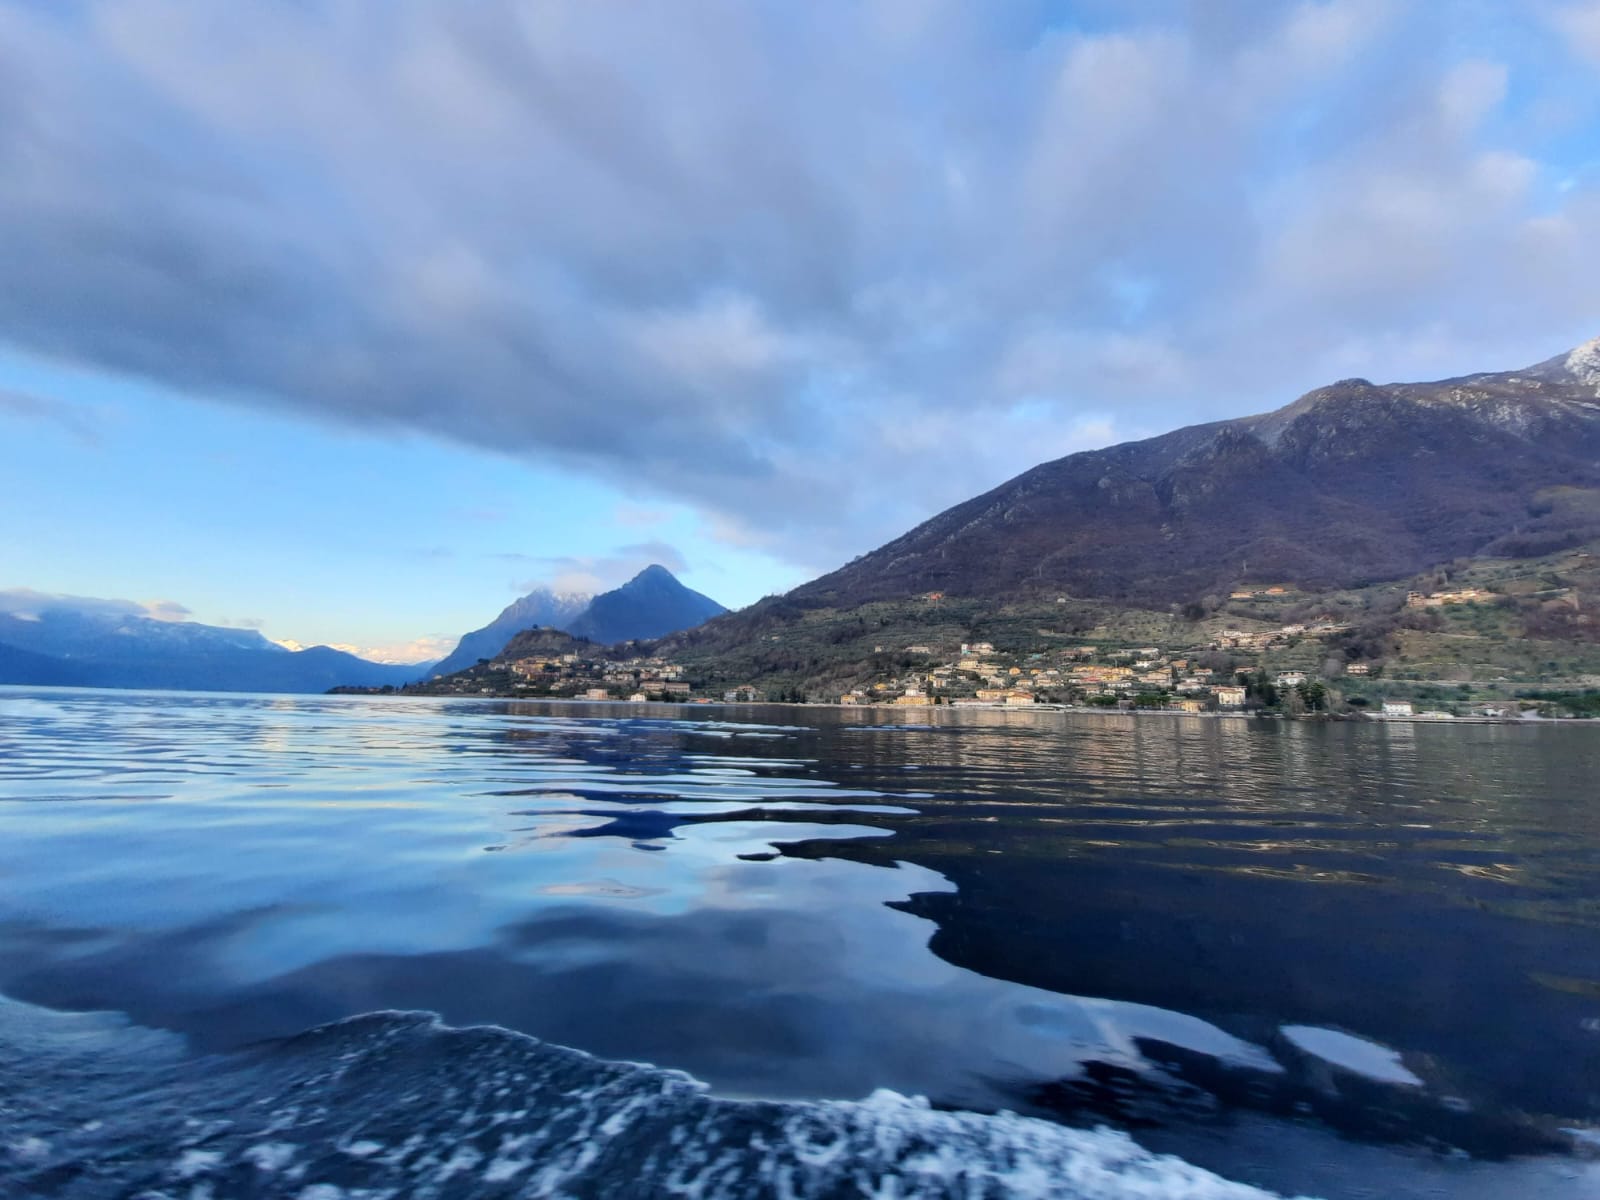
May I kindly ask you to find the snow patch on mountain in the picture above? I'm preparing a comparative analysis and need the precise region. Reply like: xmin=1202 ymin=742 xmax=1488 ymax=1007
xmin=1566 ymin=336 xmax=1600 ymax=396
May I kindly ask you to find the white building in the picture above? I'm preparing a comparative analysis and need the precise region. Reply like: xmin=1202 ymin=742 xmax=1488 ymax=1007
xmin=1382 ymin=700 xmax=1414 ymax=717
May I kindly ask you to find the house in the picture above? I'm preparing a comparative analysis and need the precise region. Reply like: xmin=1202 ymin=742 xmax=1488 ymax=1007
xmin=1382 ymin=700 xmax=1414 ymax=717
xmin=1407 ymin=588 xmax=1492 ymax=609
xmin=1004 ymin=690 xmax=1036 ymax=705
xmin=1276 ymin=671 xmax=1307 ymax=687
xmin=723 ymin=685 xmax=760 ymax=703
xmin=1346 ymin=663 xmax=1371 ymax=676
xmin=1214 ymin=685 xmax=1247 ymax=708
xmin=582 ymin=688 xmax=610 ymax=701
xmin=962 ymin=642 xmax=996 ymax=656
xmin=839 ymin=692 xmax=865 ymax=706
xmin=975 ymin=688 xmax=1009 ymax=702
xmin=627 ymin=692 xmax=648 ymax=703
xmin=1170 ymin=698 xmax=1204 ymax=713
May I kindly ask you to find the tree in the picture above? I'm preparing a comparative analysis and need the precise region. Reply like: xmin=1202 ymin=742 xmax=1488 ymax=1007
xmin=1243 ymin=670 xmax=1277 ymax=708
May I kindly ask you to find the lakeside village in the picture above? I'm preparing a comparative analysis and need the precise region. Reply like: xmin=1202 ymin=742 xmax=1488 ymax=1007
xmin=403 ymin=584 xmax=1567 ymax=720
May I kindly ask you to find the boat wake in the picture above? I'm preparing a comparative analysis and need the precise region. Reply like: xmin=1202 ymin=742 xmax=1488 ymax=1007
xmin=0 ymin=999 xmax=1302 ymax=1199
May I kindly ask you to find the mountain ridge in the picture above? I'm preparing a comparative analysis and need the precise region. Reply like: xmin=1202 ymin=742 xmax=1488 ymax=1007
xmin=566 ymin=565 xmax=727 ymax=646
xmin=0 ymin=597 xmax=427 ymax=693
xmin=430 ymin=586 xmax=593 ymax=677
xmin=774 ymin=336 xmax=1600 ymax=613
xmin=432 ymin=566 xmax=726 ymax=676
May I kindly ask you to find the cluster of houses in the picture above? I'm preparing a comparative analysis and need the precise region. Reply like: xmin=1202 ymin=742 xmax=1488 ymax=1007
xmin=495 ymin=650 xmax=693 ymax=702
xmin=1405 ymin=588 xmax=1492 ymax=608
xmin=416 ymin=632 xmax=1528 ymax=720
xmin=837 ymin=642 xmax=1259 ymax=712
xmin=1212 ymin=618 xmax=1349 ymax=652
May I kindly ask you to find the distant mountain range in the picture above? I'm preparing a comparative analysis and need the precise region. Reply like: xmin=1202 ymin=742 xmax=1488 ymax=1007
xmin=0 ymin=597 xmax=427 ymax=693
xmin=429 ymin=587 xmax=593 ymax=677
xmin=649 ymin=336 xmax=1600 ymax=691
xmin=19 ymin=336 xmax=1599 ymax=700
xmin=0 ymin=565 xmax=727 ymax=696
xmin=430 ymin=566 xmax=724 ymax=677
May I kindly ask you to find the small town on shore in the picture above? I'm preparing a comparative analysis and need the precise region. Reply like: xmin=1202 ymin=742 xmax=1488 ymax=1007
xmin=382 ymin=579 xmax=1599 ymax=721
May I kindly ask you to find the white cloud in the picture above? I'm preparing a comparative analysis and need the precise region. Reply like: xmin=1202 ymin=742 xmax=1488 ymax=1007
xmin=1552 ymin=1 xmax=1600 ymax=65
xmin=326 ymin=635 xmax=454 ymax=664
xmin=140 ymin=599 xmax=192 ymax=622
xmin=0 ymin=1 xmax=1598 ymax=575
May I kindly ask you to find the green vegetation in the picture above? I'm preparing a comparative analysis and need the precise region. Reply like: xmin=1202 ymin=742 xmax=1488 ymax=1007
xmin=1515 ymin=689 xmax=1600 ymax=718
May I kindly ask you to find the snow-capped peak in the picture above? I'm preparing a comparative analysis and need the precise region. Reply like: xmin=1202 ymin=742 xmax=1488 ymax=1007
xmin=1566 ymin=336 xmax=1600 ymax=395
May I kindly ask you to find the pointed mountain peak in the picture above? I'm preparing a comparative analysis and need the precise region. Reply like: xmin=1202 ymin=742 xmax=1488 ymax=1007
xmin=1566 ymin=335 xmax=1600 ymax=391
xmin=566 ymin=566 xmax=726 ymax=645
xmin=629 ymin=563 xmax=678 ymax=584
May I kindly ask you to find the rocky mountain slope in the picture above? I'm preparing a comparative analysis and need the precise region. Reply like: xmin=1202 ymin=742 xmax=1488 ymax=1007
xmin=430 ymin=567 xmax=726 ymax=680
xmin=430 ymin=586 xmax=592 ymax=677
xmin=789 ymin=337 xmax=1600 ymax=610
xmin=566 ymin=565 xmax=726 ymax=646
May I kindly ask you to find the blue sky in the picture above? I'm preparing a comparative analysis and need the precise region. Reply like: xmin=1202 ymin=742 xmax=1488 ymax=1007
xmin=3 ymin=1 xmax=1600 ymax=660
xmin=0 ymin=348 xmax=804 ymax=660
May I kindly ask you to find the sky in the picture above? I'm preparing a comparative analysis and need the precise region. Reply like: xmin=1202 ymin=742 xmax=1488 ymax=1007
xmin=3 ymin=0 xmax=1600 ymax=661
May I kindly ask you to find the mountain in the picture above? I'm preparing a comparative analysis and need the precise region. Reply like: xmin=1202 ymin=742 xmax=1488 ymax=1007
xmin=0 ymin=597 xmax=426 ymax=693
xmin=430 ymin=586 xmax=592 ymax=677
xmin=786 ymin=337 xmax=1600 ymax=610
xmin=566 ymin=565 xmax=726 ymax=645
xmin=0 ymin=641 xmax=94 ymax=687
xmin=495 ymin=625 xmax=594 ymax=661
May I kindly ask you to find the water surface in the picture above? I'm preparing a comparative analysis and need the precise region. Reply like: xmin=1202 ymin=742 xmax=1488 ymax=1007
xmin=2 ymin=688 xmax=1598 ymax=1198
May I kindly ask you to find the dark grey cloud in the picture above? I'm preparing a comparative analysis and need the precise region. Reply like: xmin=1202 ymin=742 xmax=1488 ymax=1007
xmin=2 ymin=1 xmax=1599 ymax=571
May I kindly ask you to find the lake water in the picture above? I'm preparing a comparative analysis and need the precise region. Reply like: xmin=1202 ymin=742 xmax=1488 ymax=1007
xmin=2 ymin=687 xmax=1598 ymax=1198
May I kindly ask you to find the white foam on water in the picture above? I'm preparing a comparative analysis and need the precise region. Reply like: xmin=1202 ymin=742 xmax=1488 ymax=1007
xmin=1280 ymin=1025 xmax=1423 ymax=1087
xmin=242 ymin=1141 xmax=300 ymax=1173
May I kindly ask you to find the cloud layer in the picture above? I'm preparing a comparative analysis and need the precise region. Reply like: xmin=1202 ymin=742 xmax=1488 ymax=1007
xmin=0 ymin=588 xmax=189 ymax=624
xmin=3 ymin=1 xmax=1599 ymax=570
